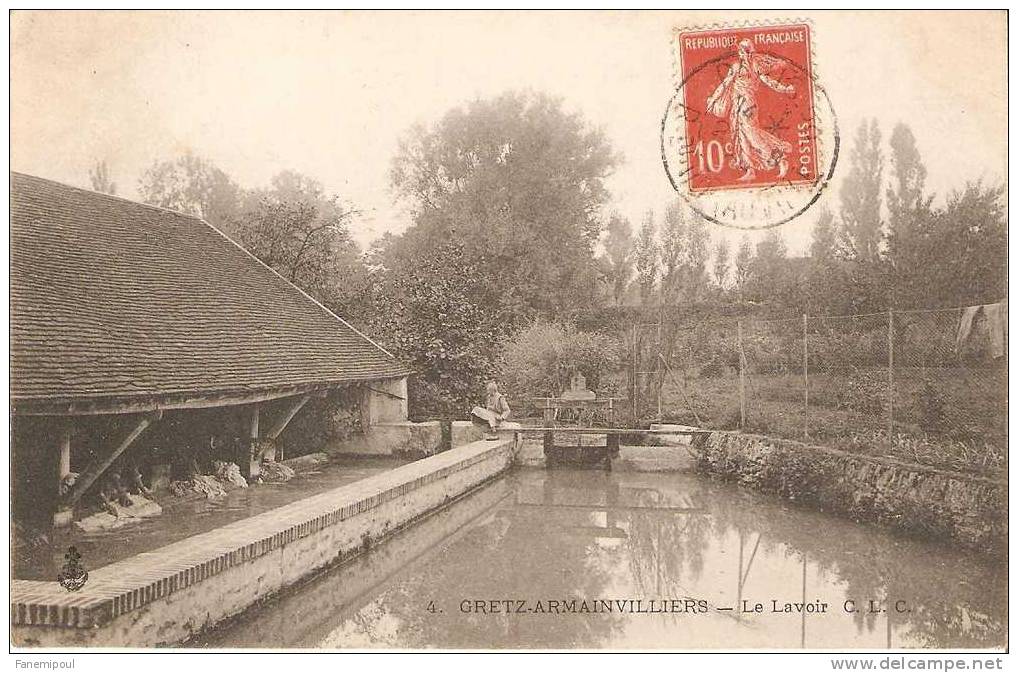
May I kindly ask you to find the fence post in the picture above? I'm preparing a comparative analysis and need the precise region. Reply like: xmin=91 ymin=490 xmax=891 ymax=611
xmin=737 ymin=319 xmax=746 ymax=430
xmin=631 ymin=323 xmax=638 ymax=425
xmin=802 ymin=313 xmax=809 ymax=441
xmin=657 ymin=310 xmax=663 ymax=421
xmin=887 ymin=308 xmax=894 ymax=444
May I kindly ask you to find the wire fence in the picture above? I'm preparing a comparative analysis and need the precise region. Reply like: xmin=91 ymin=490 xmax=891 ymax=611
xmin=629 ymin=303 xmax=1007 ymax=475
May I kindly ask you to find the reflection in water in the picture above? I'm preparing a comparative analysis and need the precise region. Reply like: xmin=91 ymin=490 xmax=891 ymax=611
xmin=201 ymin=469 xmax=1006 ymax=650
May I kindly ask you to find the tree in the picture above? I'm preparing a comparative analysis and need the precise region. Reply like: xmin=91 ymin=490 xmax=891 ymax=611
xmin=734 ymin=235 xmax=753 ymax=301
xmin=809 ymin=206 xmax=837 ymax=261
xmin=634 ymin=210 xmax=659 ymax=306
xmin=748 ymin=229 xmax=789 ymax=303
xmin=498 ymin=320 xmax=621 ymax=400
xmin=712 ymin=238 xmax=730 ymax=290
xmin=138 ymin=154 xmax=242 ymax=234
xmin=886 ymin=123 xmax=931 ymax=235
xmin=835 ymin=119 xmax=889 ymax=311
xmin=602 ymin=212 xmax=635 ymax=306
xmin=806 ymin=205 xmax=849 ymax=313
xmin=885 ymin=123 xmax=935 ymax=307
xmin=907 ymin=182 xmax=1006 ymax=308
xmin=367 ymin=242 xmax=510 ymax=417
xmin=389 ymin=91 xmax=619 ymax=317
xmin=236 ymin=171 xmax=368 ymax=317
xmin=659 ymin=202 xmax=687 ymax=305
xmin=89 ymin=160 xmax=116 ymax=195
xmin=659 ymin=201 xmax=709 ymax=304
xmin=684 ymin=213 xmax=710 ymax=301
xmin=838 ymin=119 xmax=884 ymax=264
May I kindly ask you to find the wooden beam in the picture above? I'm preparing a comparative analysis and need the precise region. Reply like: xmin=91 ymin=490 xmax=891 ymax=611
xmin=515 ymin=427 xmax=711 ymax=435
xmin=266 ymin=395 xmax=310 ymax=439
xmin=61 ymin=410 xmax=162 ymax=509
xmin=12 ymin=383 xmax=347 ymax=417
xmin=364 ymin=386 xmax=406 ymax=401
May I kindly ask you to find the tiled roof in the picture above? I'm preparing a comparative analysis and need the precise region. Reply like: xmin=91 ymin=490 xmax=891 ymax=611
xmin=10 ymin=172 xmax=408 ymax=407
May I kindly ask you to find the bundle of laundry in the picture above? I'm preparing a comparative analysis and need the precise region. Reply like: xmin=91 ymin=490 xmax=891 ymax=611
xmin=169 ymin=474 xmax=227 ymax=499
xmin=956 ymin=299 xmax=1008 ymax=358
xmin=213 ymin=460 xmax=249 ymax=488
xmin=260 ymin=461 xmax=296 ymax=483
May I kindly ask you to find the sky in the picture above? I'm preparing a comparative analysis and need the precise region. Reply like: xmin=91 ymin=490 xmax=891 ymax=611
xmin=10 ymin=10 xmax=1008 ymax=254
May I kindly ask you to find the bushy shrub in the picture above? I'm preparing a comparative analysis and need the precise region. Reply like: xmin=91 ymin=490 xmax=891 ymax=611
xmin=365 ymin=242 xmax=512 ymax=418
xmin=497 ymin=320 xmax=622 ymax=403
xmin=809 ymin=326 xmax=888 ymax=370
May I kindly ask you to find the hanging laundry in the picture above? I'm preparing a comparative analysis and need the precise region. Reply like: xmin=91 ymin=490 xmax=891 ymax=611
xmin=983 ymin=301 xmax=1007 ymax=358
xmin=955 ymin=300 xmax=1008 ymax=358
xmin=956 ymin=305 xmax=982 ymax=352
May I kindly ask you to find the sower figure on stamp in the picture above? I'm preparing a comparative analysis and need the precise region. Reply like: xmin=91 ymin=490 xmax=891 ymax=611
xmin=471 ymin=381 xmax=511 ymax=441
xmin=706 ymin=38 xmax=795 ymax=182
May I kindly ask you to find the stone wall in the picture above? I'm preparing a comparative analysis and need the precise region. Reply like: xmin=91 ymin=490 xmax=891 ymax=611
xmin=12 ymin=436 xmax=517 ymax=647
xmin=361 ymin=377 xmax=408 ymax=426
xmin=690 ymin=431 xmax=1007 ymax=557
xmin=328 ymin=419 xmax=486 ymax=458
xmin=198 ymin=476 xmax=515 ymax=647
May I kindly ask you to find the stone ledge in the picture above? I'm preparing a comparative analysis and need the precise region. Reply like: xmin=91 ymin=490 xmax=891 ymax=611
xmin=691 ymin=430 xmax=1007 ymax=556
xmin=696 ymin=431 xmax=1007 ymax=486
xmin=12 ymin=437 xmax=513 ymax=629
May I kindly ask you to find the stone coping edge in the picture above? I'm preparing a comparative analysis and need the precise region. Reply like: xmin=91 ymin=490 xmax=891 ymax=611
xmin=694 ymin=431 xmax=1007 ymax=487
xmin=11 ymin=438 xmax=513 ymax=629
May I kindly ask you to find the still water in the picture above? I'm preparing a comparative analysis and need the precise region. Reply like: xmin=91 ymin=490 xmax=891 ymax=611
xmin=14 ymin=458 xmax=404 ymax=580
xmin=201 ymin=468 xmax=1006 ymax=650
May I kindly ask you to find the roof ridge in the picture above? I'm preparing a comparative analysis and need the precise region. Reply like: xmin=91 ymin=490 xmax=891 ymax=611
xmin=11 ymin=172 xmax=409 ymax=403
xmin=10 ymin=171 xmax=207 ymax=223
xmin=178 ymin=192 xmax=400 ymax=363
xmin=12 ymin=171 xmax=397 ymax=360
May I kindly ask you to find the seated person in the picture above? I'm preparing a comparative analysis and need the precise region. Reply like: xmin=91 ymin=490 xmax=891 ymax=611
xmin=471 ymin=381 xmax=512 ymax=440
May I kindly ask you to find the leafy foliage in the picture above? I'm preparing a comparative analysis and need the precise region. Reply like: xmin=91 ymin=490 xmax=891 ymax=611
xmin=734 ymin=236 xmax=753 ymax=300
xmin=138 ymin=154 xmax=243 ymax=234
xmin=235 ymin=171 xmax=368 ymax=318
xmin=659 ymin=201 xmax=709 ymax=304
xmin=89 ymin=160 xmax=117 ymax=195
xmin=601 ymin=212 xmax=635 ymax=306
xmin=711 ymin=238 xmax=730 ymax=290
xmin=634 ymin=210 xmax=659 ymax=305
xmin=839 ymin=119 xmax=884 ymax=264
xmin=498 ymin=320 xmax=622 ymax=401
xmin=366 ymin=242 xmax=512 ymax=418
xmin=389 ymin=90 xmax=619 ymax=318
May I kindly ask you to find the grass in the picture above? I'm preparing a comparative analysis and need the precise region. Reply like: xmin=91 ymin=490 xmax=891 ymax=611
xmin=656 ymin=366 xmax=1007 ymax=477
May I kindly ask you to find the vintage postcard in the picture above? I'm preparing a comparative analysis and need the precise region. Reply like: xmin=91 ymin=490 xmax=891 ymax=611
xmin=7 ymin=9 xmax=1009 ymax=660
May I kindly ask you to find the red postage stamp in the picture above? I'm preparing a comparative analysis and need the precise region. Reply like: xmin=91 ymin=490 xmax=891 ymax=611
xmin=675 ymin=23 xmax=818 ymax=194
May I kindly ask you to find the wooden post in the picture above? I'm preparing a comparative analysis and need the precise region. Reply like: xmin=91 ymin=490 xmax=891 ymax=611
xmin=657 ymin=311 xmax=663 ymax=421
xmin=58 ymin=423 xmax=72 ymax=482
xmin=887 ymin=308 xmax=894 ymax=444
xmin=631 ymin=324 xmax=638 ymax=425
xmin=738 ymin=320 xmax=746 ymax=430
xmin=60 ymin=411 xmax=162 ymax=514
xmin=53 ymin=423 xmax=75 ymax=526
xmin=249 ymin=404 xmax=260 ymax=440
xmin=801 ymin=551 xmax=808 ymax=648
xmin=542 ymin=401 xmax=554 ymax=458
xmin=243 ymin=404 xmax=262 ymax=480
xmin=803 ymin=313 xmax=809 ymax=441
xmin=736 ymin=528 xmax=744 ymax=621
